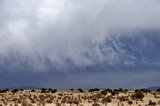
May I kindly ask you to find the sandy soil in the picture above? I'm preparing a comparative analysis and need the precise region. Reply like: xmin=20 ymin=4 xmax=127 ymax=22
xmin=0 ymin=89 xmax=160 ymax=106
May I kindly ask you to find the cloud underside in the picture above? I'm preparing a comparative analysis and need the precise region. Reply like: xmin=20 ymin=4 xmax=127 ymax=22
xmin=0 ymin=0 xmax=160 ymax=88
xmin=0 ymin=0 xmax=160 ymax=72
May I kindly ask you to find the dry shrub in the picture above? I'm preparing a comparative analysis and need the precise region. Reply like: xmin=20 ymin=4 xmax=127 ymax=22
xmin=67 ymin=100 xmax=73 ymax=105
xmin=118 ymin=96 xmax=129 ymax=102
xmin=131 ymin=91 xmax=144 ymax=100
xmin=21 ymin=100 xmax=28 ymax=106
xmin=39 ymin=95 xmax=45 ymax=101
xmin=61 ymin=98 xmax=67 ymax=104
xmin=58 ymin=93 xmax=63 ymax=96
xmin=101 ymin=96 xmax=112 ymax=105
xmin=72 ymin=99 xmax=80 ymax=105
xmin=158 ymin=100 xmax=160 ymax=105
xmin=128 ymin=101 xmax=133 ymax=105
xmin=31 ymin=99 xmax=36 ymax=103
xmin=121 ymin=103 xmax=124 ymax=106
xmin=55 ymin=102 xmax=61 ymax=106
xmin=46 ymin=99 xmax=52 ymax=103
xmin=148 ymin=100 xmax=156 ymax=106
xmin=92 ymin=102 xmax=100 ymax=106
xmin=41 ymin=101 xmax=45 ymax=106
xmin=3 ymin=101 xmax=7 ymax=106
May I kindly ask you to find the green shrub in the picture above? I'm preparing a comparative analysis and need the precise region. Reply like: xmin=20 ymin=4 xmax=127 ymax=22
xmin=41 ymin=88 xmax=47 ymax=93
xmin=11 ymin=89 xmax=19 ymax=93
xmin=0 ymin=89 xmax=9 ymax=93
xmin=101 ymin=96 xmax=112 ymax=103
xmin=78 ymin=88 xmax=83 ymax=92
xmin=48 ymin=88 xmax=52 ymax=91
xmin=88 ymin=88 xmax=100 ymax=92
xmin=101 ymin=90 xmax=107 ymax=95
xmin=51 ymin=89 xmax=57 ymax=93
xmin=140 ymin=89 xmax=151 ymax=93
xmin=156 ymin=89 xmax=160 ymax=92
xmin=114 ymin=88 xmax=123 ymax=92
xmin=131 ymin=90 xmax=144 ymax=100
xmin=31 ymin=89 xmax=35 ymax=92
xmin=111 ymin=91 xmax=117 ymax=96
xmin=105 ymin=88 xmax=112 ymax=92
xmin=20 ymin=89 xmax=24 ymax=91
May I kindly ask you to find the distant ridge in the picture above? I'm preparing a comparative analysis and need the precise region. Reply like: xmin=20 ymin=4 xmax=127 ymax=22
xmin=7 ymin=86 xmax=42 ymax=90
xmin=146 ymin=86 xmax=160 ymax=90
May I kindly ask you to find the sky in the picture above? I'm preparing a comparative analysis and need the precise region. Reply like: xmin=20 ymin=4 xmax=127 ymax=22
xmin=0 ymin=0 xmax=160 ymax=89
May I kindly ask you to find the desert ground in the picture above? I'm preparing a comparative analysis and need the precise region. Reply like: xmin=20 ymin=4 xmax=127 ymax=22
xmin=0 ymin=88 xmax=160 ymax=106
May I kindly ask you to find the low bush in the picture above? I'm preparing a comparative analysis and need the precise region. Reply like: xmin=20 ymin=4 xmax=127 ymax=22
xmin=128 ymin=101 xmax=133 ymax=105
xmin=140 ymin=89 xmax=151 ymax=93
xmin=131 ymin=90 xmax=144 ymax=100
xmin=0 ymin=89 xmax=9 ymax=93
xmin=92 ymin=103 xmax=100 ymax=106
xmin=105 ymin=88 xmax=112 ymax=92
xmin=114 ymin=88 xmax=123 ymax=92
xmin=88 ymin=88 xmax=100 ymax=92
xmin=41 ymin=88 xmax=47 ymax=93
xmin=148 ymin=100 xmax=156 ymax=106
xmin=156 ymin=89 xmax=160 ymax=92
xmin=31 ymin=89 xmax=35 ymax=92
xmin=78 ymin=88 xmax=83 ymax=92
xmin=111 ymin=91 xmax=117 ymax=96
xmin=70 ymin=88 xmax=74 ymax=91
xmin=11 ymin=89 xmax=19 ymax=93
xmin=51 ymin=89 xmax=57 ymax=93
xmin=101 ymin=90 xmax=107 ymax=95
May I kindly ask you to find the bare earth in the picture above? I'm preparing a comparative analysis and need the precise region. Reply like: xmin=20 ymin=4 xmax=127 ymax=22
xmin=0 ymin=89 xmax=160 ymax=106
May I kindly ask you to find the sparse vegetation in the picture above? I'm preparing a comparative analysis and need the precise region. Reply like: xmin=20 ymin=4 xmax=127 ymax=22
xmin=70 ymin=88 xmax=74 ymax=91
xmin=41 ymin=88 xmax=47 ymax=93
xmin=114 ymin=88 xmax=123 ymax=92
xmin=140 ymin=89 xmax=151 ymax=93
xmin=11 ymin=89 xmax=19 ymax=93
xmin=51 ymin=89 xmax=57 ymax=93
xmin=0 ymin=88 xmax=159 ymax=106
xmin=78 ymin=88 xmax=84 ymax=92
xmin=88 ymin=88 xmax=100 ymax=92
xmin=20 ymin=89 xmax=24 ymax=91
xmin=148 ymin=100 xmax=156 ymax=106
xmin=156 ymin=89 xmax=160 ymax=92
xmin=100 ymin=90 xmax=107 ymax=95
xmin=0 ymin=89 xmax=9 ymax=93
xmin=111 ymin=91 xmax=117 ymax=96
xmin=128 ymin=101 xmax=133 ymax=105
xmin=31 ymin=89 xmax=35 ymax=92
xmin=101 ymin=96 xmax=112 ymax=106
xmin=105 ymin=88 xmax=112 ymax=92
xmin=131 ymin=90 xmax=144 ymax=100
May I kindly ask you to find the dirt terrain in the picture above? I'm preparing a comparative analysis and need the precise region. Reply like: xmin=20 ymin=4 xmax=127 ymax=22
xmin=0 ymin=88 xmax=160 ymax=106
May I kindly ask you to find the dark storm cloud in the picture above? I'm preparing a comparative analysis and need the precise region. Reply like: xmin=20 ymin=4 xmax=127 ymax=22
xmin=0 ymin=0 xmax=160 ymax=88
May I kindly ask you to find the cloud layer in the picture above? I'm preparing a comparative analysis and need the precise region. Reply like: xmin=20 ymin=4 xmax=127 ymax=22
xmin=0 ymin=0 xmax=160 ymax=72
xmin=0 ymin=0 xmax=160 ymax=89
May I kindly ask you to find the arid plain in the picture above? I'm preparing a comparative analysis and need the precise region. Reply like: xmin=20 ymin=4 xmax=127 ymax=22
xmin=0 ymin=88 xmax=160 ymax=106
